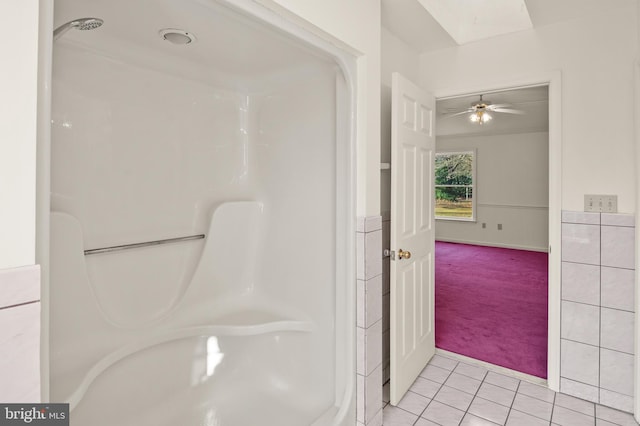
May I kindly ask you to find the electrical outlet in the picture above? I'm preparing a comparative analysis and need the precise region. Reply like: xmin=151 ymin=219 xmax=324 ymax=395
xmin=584 ymin=194 xmax=618 ymax=213
xmin=482 ymin=223 xmax=486 ymax=229
xmin=497 ymin=224 xmax=503 ymax=230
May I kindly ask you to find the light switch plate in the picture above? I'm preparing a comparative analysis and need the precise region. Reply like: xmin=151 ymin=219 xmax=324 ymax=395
xmin=584 ymin=194 xmax=618 ymax=213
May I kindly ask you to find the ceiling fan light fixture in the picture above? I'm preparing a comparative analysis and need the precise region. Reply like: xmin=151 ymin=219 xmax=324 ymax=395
xmin=470 ymin=110 xmax=492 ymax=124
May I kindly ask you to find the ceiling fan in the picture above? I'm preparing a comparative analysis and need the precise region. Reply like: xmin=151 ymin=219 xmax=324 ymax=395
xmin=444 ymin=94 xmax=525 ymax=125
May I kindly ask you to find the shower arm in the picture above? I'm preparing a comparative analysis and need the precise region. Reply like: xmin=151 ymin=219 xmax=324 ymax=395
xmin=53 ymin=22 xmax=75 ymax=41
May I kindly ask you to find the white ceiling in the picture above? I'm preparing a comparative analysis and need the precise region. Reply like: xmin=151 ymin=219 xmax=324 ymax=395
xmin=383 ymin=0 xmax=634 ymax=137
xmin=54 ymin=0 xmax=334 ymax=90
xmin=382 ymin=0 xmax=637 ymax=54
xmin=416 ymin=0 xmax=532 ymax=45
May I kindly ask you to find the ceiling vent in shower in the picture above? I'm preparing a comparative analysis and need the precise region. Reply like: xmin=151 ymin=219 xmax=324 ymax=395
xmin=159 ymin=29 xmax=196 ymax=45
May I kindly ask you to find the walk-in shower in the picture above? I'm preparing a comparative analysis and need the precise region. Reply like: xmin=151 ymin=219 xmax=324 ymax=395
xmin=48 ymin=0 xmax=355 ymax=424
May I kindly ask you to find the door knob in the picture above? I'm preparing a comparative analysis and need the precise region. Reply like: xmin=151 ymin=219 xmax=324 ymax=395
xmin=398 ymin=249 xmax=412 ymax=260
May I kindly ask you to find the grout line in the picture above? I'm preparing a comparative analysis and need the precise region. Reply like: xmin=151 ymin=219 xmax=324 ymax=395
xmin=0 ymin=299 xmax=40 ymax=311
xmin=560 ymin=298 xmax=601 ymax=309
xmin=559 ymin=337 xmax=636 ymax=356
xmin=559 ymin=264 xmax=563 ymax=401
xmin=600 ymin=224 xmax=636 ymax=229
xmin=512 ymin=393 xmax=554 ymax=422
xmin=599 ymin=212 xmax=604 ymax=386
xmin=560 ymin=299 xmax=637 ymax=314
xmin=549 ymin=387 xmax=557 ymax=424
xmin=553 ymin=396 xmax=600 ymax=418
xmin=505 ymin=379 xmax=522 ymax=425
xmin=561 ymin=259 xmax=602 ymax=268
xmin=458 ymin=367 xmax=487 ymax=424
xmin=412 ymin=359 xmax=459 ymax=424
xmin=558 ymin=376 xmax=601 ymax=392
xmin=560 ymin=297 xmax=635 ymax=314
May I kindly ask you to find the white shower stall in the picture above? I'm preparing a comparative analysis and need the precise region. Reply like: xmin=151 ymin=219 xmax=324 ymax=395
xmin=46 ymin=0 xmax=355 ymax=424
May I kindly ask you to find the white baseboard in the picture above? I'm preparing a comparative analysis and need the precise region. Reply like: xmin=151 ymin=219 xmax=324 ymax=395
xmin=435 ymin=238 xmax=548 ymax=253
xmin=435 ymin=348 xmax=548 ymax=387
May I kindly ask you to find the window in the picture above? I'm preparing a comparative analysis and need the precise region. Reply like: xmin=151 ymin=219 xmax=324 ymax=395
xmin=435 ymin=150 xmax=476 ymax=221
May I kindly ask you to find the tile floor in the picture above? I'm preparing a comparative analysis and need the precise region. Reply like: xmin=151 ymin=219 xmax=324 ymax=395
xmin=382 ymin=354 xmax=639 ymax=426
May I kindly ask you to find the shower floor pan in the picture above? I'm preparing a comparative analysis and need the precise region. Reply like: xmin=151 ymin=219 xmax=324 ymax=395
xmin=65 ymin=322 xmax=335 ymax=425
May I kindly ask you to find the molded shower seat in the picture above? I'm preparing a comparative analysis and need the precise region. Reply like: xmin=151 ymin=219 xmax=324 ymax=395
xmin=50 ymin=201 xmax=315 ymax=416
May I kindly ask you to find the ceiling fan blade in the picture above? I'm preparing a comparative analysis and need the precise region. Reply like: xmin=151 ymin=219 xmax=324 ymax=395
xmin=442 ymin=110 xmax=473 ymax=119
xmin=487 ymin=103 xmax=514 ymax=109
xmin=491 ymin=108 xmax=525 ymax=115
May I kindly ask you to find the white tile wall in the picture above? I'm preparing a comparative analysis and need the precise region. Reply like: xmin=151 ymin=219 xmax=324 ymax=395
xmin=357 ymin=374 xmax=365 ymax=421
xmin=554 ymin=392 xmax=595 ymax=416
xmin=561 ymin=223 xmax=600 ymax=265
xmin=382 ymin=218 xmax=391 ymax=383
xmin=365 ymin=216 xmax=383 ymax=233
xmin=357 ymin=233 xmax=366 ymax=280
xmin=0 ymin=265 xmax=40 ymax=308
xmin=601 ymin=213 xmax=635 ymax=227
xmin=357 ymin=326 xmax=365 ymax=374
xmin=357 ymin=216 xmax=383 ymax=425
xmin=596 ymin=404 xmax=639 ymax=426
xmin=600 ymin=308 xmax=634 ymax=354
xmin=365 ymin=230 xmax=383 ymax=280
xmin=560 ymin=211 xmax=636 ymax=413
xmin=0 ymin=265 xmax=41 ymax=403
xmin=358 ymin=277 xmax=383 ymax=329
xmin=599 ymin=388 xmax=634 ymax=413
xmin=365 ymin=276 xmax=383 ymax=329
xmin=600 ymin=349 xmax=634 ymax=396
xmin=357 ymin=280 xmax=366 ymax=328
xmin=561 ymin=262 xmax=600 ymax=305
xmin=561 ymin=301 xmax=599 ymax=346
xmin=365 ymin=321 xmax=383 ymax=376
xmin=0 ymin=303 xmax=41 ymax=402
xmin=364 ymin=365 xmax=383 ymax=424
xmin=562 ymin=211 xmax=601 ymax=225
xmin=601 ymin=267 xmax=635 ymax=312
xmin=601 ymin=226 xmax=635 ymax=269
xmin=561 ymin=339 xmax=599 ymax=386
xmin=560 ymin=377 xmax=599 ymax=404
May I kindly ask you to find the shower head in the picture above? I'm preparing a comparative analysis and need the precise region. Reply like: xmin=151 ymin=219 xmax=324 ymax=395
xmin=53 ymin=18 xmax=103 ymax=41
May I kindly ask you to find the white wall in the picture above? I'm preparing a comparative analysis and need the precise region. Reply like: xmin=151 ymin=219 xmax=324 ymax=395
xmin=267 ymin=0 xmax=381 ymax=216
xmin=420 ymin=4 xmax=639 ymax=213
xmin=0 ymin=0 xmax=39 ymax=269
xmin=435 ymin=132 xmax=549 ymax=251
xmin=381 ymin=27 xmax=421 ymax=216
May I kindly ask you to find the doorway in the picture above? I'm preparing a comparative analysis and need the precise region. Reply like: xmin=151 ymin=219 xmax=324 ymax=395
xmin=433 ymin=86 xmax=550 ymax=378
xmin=382 ymin=75 xmax=562 ymax=403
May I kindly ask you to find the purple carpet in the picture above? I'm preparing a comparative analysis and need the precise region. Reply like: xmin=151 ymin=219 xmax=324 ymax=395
xmin=435 ymin=241 xmax=548 ymax=378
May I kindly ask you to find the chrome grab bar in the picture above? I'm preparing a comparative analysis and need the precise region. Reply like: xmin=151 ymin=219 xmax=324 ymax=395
xmin=84 ymin=234 xmax=205 ymax=256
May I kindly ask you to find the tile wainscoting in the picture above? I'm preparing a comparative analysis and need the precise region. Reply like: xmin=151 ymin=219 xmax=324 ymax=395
xmin=561 ymin=211 xmax=636 ymax=412
xmin=357 ymin=216 xmax=383 ymax=426
xmin=0 ymin=264 xmax=41 ymax=402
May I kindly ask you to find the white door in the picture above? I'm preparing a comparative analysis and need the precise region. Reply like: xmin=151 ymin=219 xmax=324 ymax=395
xmin=390 ymin=72 xmax=436 ymax=405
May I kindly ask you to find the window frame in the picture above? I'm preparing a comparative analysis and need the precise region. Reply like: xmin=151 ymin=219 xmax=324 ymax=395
xmin=434 ymin=149 xmax=477 ymax=222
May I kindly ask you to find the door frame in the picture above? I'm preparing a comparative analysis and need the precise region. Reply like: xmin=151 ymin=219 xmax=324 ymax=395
xmin=634 ymin=60 xmax=640 ymax=422
xmin=433 ymin=70 xmax=562 ymax=391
